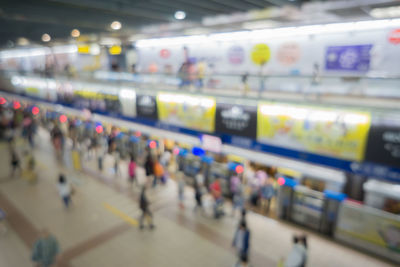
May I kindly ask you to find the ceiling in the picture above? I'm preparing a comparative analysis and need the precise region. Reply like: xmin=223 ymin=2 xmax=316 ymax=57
xmin=1 ymin=0 xmax=399 ymax=47
xmin=0 ymin=0 xmax=310 ymax=46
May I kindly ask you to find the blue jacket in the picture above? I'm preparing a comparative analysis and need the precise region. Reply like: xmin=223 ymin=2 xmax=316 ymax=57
xmin=233 ymin=228 xmax=250 ymax=254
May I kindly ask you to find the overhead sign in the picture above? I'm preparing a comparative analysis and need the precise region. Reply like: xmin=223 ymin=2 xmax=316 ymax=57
xmin=215 ymin=103 xmax=257 ymax=139
xmin=365 ymin=124 xmax=400 ymax=169
xmin=136 ymin=94 xmax=158 ymax=120
xmin=325 ymin=44 xmax=373 ymax=72
xmin=257 ymin=102 xmax=371 ymax=161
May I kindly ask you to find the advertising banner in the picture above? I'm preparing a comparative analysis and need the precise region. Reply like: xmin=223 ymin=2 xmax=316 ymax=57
xmin=335 ymin=202 xmax=400 ymax=261
xmin=325 ymin=44 xmax=373 ymax=72
xmin=257 ymin=102 xmax=371 ymax=161
xmin=215 ymin=103 xmax=257 ymax=139
xmin=136 ymin=94 xmax=158 ymax=120
xmin=365 ymin=124 xmax=400 ymax=169
xmin=157 ymin=92 xmax=216 ymax=133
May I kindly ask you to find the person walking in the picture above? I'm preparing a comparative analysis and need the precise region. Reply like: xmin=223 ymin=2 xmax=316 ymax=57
xmin=139 ymin=187 xmax=155 ymax=230
xmin=285 ymin=235 xmax=308 ymax=267
xmin=57 ymin=174 xmax=72 ymax=209
xmin=10 ymin=148 xmax=21 ymax=177
xmin=232 ymin=222 xmax=251 ymax=261
xmin=128 ymin=155 xmax=138 ymax=186
xmin=31 ymin=229 xmax=60 ymax=267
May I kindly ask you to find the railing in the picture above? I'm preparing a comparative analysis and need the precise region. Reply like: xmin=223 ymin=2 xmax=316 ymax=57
xmin=2 ymin=69 xmax=400 ymax=102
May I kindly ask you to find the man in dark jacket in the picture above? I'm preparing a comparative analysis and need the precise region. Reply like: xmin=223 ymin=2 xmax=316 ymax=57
xmin=139 ymin=187 xmax=155 ymax=230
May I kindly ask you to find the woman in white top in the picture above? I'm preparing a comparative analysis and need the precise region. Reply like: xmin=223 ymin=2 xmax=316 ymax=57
xmin=57 ymin=174 xmax=72 ymax=208
xmin=285 ymin=235 xmax=307 ymax=267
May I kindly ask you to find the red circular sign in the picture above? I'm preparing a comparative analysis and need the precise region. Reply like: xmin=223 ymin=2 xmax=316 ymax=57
xmin=389 ymin=29 xmax=400 ymax=45
xmin=160 ymin=49 xmax=171 ymax=59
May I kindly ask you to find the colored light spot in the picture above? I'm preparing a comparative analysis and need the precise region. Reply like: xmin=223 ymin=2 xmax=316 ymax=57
xmin=173 ymin=147 xmax=180 ymax=155
xmin=278 ymin=177 xmax=286 ymax=186
xmin=59 ymin=115 xmax=67 ymax=123
xmin=13 ymin=101 xmax=21 ymax=109
xmin=149 ymin=140 xmax=157 ymax=149
xmin=235 ymin=165 xmax=244 ymax=174
xmin=0 ymin=97 xmax=6 ymax=105
xmin=135 ymin=131 xmax=142 ymax=137
xmin=96 ymin=125 xmax=103 ymax=134
xmin=32 ymin=106 xmax=40 ymax=115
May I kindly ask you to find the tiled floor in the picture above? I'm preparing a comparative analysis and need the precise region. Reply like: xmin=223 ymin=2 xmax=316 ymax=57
xmin=0 ymin=129 xmax=396 ymax=267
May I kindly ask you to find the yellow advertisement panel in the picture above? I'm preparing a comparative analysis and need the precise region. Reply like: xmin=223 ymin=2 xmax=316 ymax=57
xmin=257 ymin=102 xmax=371 ymax=161
xmin=336 ymin=202 xmax=400 ymax=255
xmin=157 ymin=92 xmax=216 ymax=133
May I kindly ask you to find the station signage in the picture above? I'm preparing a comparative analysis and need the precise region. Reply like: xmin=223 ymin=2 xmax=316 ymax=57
xmin=136 ymin=94 xmax=158 ymax=120
xmin=365 ymin=124 xmax=400 ymax=169
xmin=215 ymin=103 xmax=257 ymax=139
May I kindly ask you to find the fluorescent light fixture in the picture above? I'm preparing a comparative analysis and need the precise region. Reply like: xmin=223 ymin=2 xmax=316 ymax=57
xmin=111 ymin=21 xmax=122 ymax=30
xmin=135 ymin=18 xmax=400 ymax=48
xmin=242 ymin=20 xmax=279 ymax=30
xmin=174 ymin=11 xmax=186 ymax=20
xmin=0 ymin=45 xmax=77 ymax=59
xmin=370 ymin=6 xmax=400 ymax=19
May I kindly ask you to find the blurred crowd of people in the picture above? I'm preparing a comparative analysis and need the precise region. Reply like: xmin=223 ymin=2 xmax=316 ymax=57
xmin=0 ymin=100 xmax=308 ymax=267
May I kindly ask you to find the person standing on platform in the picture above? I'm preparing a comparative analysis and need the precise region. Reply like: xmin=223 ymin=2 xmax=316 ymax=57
xmin=177 ymin=171 xmax=185 ymax=209
xmin=153 ymin=159 xmax=164 ymax=187
xmin=57 ymin=174 xmax=72 ymax=209
xmin=145 ymin=154 xmax=154 ymax=183
xmin=113 ymin=150 xmax=121 ymax=177
xmin=128 ymin=155 xmax=138 ymax=186
xmin=260 ymin=178 xmax=275 ymax=214
xmin=232 ymin=179 xmax=245 ymax=217
xmin=210 ymin=178 xmax=224 ymax=219
xmin=193 ymin=180 xmax=204 ymax=213
xmin=31 ymin=229 xmax=60 ymax=267
xmin=232 ymin=222 xmax=251 ymax=262
xmin=139 ymin=187 xmax=155 ymax=230
xmin=285 ymin=235 xmax=308 ymax=267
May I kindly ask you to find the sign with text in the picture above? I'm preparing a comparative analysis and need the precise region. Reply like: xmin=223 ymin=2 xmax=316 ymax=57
xmin=215 ymin=103 xmax=257 ymax=139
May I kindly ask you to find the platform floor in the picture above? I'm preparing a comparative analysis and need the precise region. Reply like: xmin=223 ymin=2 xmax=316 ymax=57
xmin=0 ymin=129 xmax=395 ymax=267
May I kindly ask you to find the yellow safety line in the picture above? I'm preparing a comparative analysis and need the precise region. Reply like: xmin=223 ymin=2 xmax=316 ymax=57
xmin=103 ymin=202 xmax=138 ymax=227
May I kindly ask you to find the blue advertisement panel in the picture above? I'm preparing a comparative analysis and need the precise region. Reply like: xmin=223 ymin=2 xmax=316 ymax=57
xmin=325 ymin=44 xmax=373 ymax=72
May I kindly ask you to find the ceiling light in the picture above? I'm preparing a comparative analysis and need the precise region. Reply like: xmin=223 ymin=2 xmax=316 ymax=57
xmin=41 ymin=33 xmax=51 ymax=42
xmin=174 ymin=11 xmax=186 ymax=20
xmin=71 ymin=29 xmax=80 ymax=38
xmin=111 ymin=21 xmax=122 ymax=30
xmin=370 ymin=6 xmax=400 ymax=19
xmin=17 ymin=37 xmax=29 ymax=46
xmin=242 ymin=20 xmax=279 ymax=30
